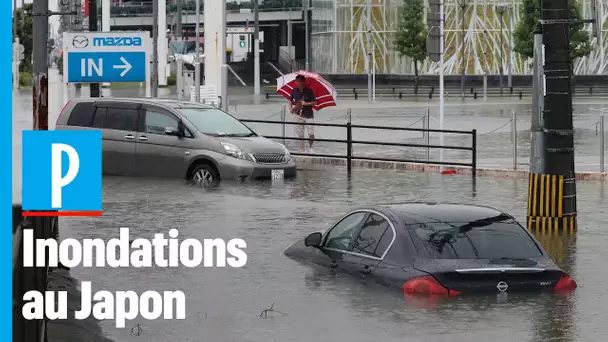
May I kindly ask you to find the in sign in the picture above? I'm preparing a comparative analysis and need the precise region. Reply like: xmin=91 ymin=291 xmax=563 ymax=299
xmin=81 ymin=58 xmax=102 ymax=78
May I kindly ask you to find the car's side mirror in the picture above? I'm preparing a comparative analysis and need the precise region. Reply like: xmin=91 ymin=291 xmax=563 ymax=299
xmin=165 ymin=127 xmax=178 ymax=135
xmin=165 ymin=126 xmax=184 ymax=138
xmin=304 ymin=232 xmax=322 ymax=247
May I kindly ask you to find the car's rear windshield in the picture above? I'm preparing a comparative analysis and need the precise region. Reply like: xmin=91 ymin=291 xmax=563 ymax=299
xmin=178 ymin=107 xmax=254 ymax=137
xmin=408 ymin=215 xmax=543 ymax=259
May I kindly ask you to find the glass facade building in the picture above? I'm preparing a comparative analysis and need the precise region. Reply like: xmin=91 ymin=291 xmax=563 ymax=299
xmin=311 ymin=0 xmax=608 ymax=75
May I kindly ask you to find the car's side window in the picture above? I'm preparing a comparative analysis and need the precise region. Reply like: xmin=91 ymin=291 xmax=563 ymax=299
xmin=66 ymin=102 xmax=95 ymax=127
xmin=104 ymin=108 xmax=139 ymax=131
xmin=144 ymin=108 xmax=180 ymax=135
xmin=324 ymin=212 xmax=368 ymax=252
xmin=351 ymin=213 xmax=394 ymax=258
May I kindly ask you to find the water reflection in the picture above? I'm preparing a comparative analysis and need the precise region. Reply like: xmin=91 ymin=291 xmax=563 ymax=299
xmin=530 ymin=231 xmax=577 ymax=342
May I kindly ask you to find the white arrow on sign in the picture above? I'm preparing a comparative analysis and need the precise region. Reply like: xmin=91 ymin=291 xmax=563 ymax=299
xmin=113 ymin=57 xmax=132 ymax=77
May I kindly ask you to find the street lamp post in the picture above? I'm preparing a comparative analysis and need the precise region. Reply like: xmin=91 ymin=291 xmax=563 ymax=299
xmin=496 ymin=5 xmax=506 ymax=95
xmin=483 ymin=29 xmax=488 ymax=101
xmin=507 ymin=6 xmax=513 ymax=89
xmin=457 ymin=0 xmax=469 ymax=97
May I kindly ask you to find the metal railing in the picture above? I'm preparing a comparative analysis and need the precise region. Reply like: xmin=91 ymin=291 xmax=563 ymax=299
xmin=240 ymin=108 xmax=478 ymax=177
xmin=13 ymin=205 xmax=57 ymax=342
xmin=587 ymin=110 xmax=606 ymax=173
xmin=478 ymin=110 xmax=605 ymax=172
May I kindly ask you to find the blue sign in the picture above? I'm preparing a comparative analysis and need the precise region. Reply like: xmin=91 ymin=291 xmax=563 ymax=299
xmin=22 ymin=131 xmax=102 ymax=214
xmin=67 ymin=51 xmax=146 ymax=83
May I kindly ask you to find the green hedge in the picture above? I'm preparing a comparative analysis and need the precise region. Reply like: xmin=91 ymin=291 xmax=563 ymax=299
xmin=18 ymin=72 xmax=32 ymax=87
xmin=167 ymin=75 xmax=176 ymax=86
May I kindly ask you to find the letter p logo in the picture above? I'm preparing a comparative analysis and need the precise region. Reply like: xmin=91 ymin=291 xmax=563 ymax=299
xmin=22 ymin=131 xmax=102 ymax=216
xmin=51 ymin=144 xmax=80 ymax=208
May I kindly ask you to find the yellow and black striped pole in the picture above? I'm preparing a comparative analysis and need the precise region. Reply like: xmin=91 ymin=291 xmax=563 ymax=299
xmin=526 ymin=1 xmax=578 ymax=236
xmin=527 ymin=172 xmax=576 ymax=235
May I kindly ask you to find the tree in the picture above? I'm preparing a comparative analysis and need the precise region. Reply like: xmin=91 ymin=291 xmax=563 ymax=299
xmin=15 ymin=3 xmax=33 ymax=73
xmin=394 ymin=0 xmax=427 ymax=93
xmin=513 ymin=0 xmax=591 ymax=60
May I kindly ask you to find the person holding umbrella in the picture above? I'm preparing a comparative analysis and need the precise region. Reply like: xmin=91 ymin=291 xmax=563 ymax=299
xmin=289 ymin=75 xmax=317 ymax=153
xmin=276 ymin=70 xmax=337 ymax=153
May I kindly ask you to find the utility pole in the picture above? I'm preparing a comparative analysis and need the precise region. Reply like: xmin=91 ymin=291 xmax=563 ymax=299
xmin=152 ymin=0 xmax=159 ymax=97
xmin=426 ymin=0 xmax=444 ymax=169
xmin=13 ymin=0 xmax=17 ymax=40
xmin=496 ymin=5 xmax=506 ymax=96
xmin=458 ymin=0 xmax=467 ymax=97
xmin=33 ymin=0 xmax=49 ymax=130
xmin=304 ymin=0 xmax=309 ymax=70
xmin=89 ymin=0 xmax=100 ymax=97
xmin=176 ymin=0 xmax=182 ymax=38
xmin=507 ymin=6 xmax=513 ymax=89
xmin=366 ymin=0 xmax=371 ymax=104
xmin=527 ymin=0 xmax=577 ymax=233
xmin=254 ymin=0 xmax=260 ymax=99
xmin=194 ymin=0 xmax=200 ymax=102
xmin=13 ymin=0 xmax=19 ymax=90
xmin=530 ymin=23 xmax=544 ymax=175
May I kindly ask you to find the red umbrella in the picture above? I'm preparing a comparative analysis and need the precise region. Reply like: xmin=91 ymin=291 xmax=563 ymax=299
xmin=276 ymin=70 xmax=337 ymax=111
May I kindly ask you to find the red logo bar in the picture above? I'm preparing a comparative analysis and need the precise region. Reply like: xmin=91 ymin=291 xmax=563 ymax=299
xmin=22 ymin=211 xmax=103 ymax=217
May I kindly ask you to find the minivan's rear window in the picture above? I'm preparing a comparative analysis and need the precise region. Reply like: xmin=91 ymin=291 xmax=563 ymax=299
xmin=67 ymin=102 xmax=95 ymax=127
xmin=409 ymin=216 xmax=543 ymax=259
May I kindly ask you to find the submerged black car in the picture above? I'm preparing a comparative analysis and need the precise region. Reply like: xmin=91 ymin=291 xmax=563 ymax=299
xmin=284 ymin=202 xmax=577 ymax=296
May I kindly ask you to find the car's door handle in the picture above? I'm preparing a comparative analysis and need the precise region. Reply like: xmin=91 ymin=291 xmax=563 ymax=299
xmin=125 ymin=134 xmax=135 ymax=140
xmin=139 ymin=135 xmax=148 ymax=141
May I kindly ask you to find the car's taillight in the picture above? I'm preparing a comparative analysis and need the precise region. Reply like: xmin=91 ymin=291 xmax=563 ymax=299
xmin=554 ymin=274 xmax=577 ymax=291
xmin=403 ymin=276 xmax=461 ymax=296
xmin=56 ymin=100 xmax=71 ymax=125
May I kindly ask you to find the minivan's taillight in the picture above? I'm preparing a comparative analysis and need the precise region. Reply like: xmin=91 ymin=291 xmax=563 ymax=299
xmin=554 ymin=274 xmax=577 ymax=291
xmin=403 ymin=276 xmax=462 ymax=296
xmin=56 ymin=100 xmax=71 ymax=125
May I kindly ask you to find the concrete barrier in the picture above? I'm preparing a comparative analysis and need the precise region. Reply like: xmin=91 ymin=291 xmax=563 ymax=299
xmin=294 ymin=156 xmax=607 ymax=181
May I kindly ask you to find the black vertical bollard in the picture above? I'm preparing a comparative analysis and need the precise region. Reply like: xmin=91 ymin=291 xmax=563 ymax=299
xmin=346 ymin=122 xmax=352 ymax=175
xmin=471 ymin=129 xmax=477 ymax=178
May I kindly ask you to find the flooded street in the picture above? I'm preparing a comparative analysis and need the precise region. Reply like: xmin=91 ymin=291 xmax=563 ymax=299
xmin=61 ymin=172 xmax=605 ymax=342
xmin=12 ymin=69 xmax=608 ymax=341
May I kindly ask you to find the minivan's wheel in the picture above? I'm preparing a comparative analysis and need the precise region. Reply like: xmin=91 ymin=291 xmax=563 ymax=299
xmin=190 ymin=164 xmax=220 ymax=187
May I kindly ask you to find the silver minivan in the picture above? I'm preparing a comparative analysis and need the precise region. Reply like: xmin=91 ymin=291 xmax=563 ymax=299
xmin=55 ymin=98 xmax=296 ymax=183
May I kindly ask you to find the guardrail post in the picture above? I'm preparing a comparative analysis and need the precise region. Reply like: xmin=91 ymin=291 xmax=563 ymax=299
xmin=346 ymin=108 xmax=352 ymax=174
xmin=472 ymin=129 xmax=477 ymax=178
xmin=281 ymin=105 xmax=286 ymax=146
xmin=601 ymin=113 xmax=605 ymax=173
xmin=511 ymin=110 xmax=517 ymax=170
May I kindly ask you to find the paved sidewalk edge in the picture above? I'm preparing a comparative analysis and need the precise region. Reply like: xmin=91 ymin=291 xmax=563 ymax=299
xmin=294 ymin=156 xmax=607 ymax=181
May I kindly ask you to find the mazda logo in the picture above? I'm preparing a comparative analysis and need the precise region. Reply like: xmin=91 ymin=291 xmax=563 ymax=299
xmin=72 ymin=35 xmax=89 ymax=48
xmin=496 ymin=281 xmax=508 ymax=292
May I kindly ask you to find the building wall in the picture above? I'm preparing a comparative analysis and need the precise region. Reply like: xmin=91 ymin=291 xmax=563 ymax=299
xmin=311 ymin=0 xmax=608 ymax=75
